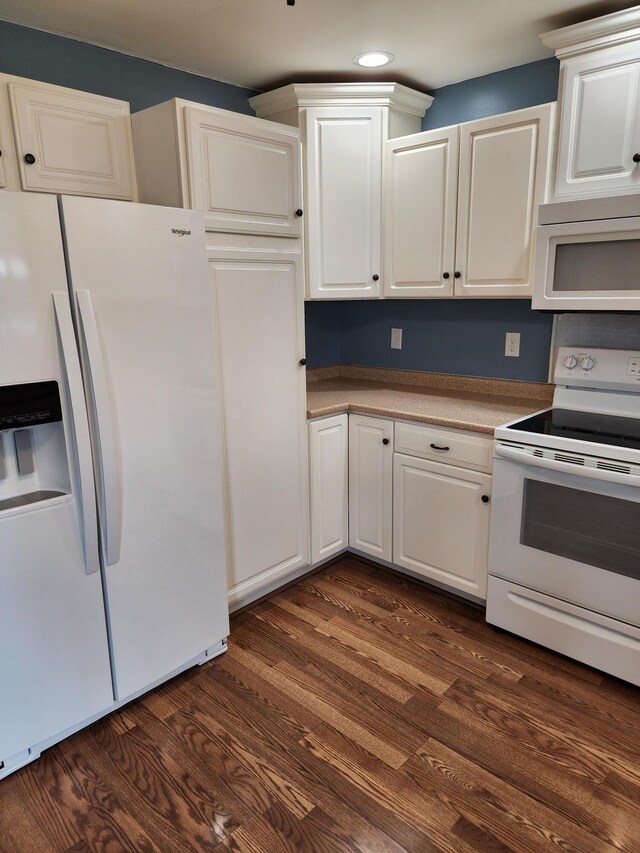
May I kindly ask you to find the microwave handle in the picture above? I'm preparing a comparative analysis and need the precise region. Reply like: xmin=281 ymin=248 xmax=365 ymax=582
xmin=494 ymin=443 xmax=640 ymax=487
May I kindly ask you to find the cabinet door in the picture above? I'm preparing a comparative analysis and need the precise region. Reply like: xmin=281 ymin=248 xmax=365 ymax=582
xmin=349 ymin=414 xmax=393 ymax=561
xmin=186 ymin=107 xmax=302 ymax=236
xmin=209 ymin=248 xmax=309 ymax=608
xmin=309 ymin=414 xmax=348 ymax=564
xmin=393 ymin=453 xmax=491 ymax=599
xmin=305 ymin=107 xmax=383 ymax=298
xmin=9 ymin=81 xmax=136 ymax=199
xmin=555 ymin=45 xmax=640 ymax=200
xmin=383 ymin=127 xmax=458 ymax=297
xmin=455 ymin=104 xmax=553 ymax=298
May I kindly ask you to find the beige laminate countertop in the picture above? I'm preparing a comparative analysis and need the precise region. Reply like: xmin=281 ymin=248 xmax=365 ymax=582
xmin=306 ymin=367 xmax=554 ymax=435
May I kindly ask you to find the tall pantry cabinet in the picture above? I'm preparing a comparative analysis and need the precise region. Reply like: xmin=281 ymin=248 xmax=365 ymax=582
xmin=132 ymin=102 xmax=309 ymax=609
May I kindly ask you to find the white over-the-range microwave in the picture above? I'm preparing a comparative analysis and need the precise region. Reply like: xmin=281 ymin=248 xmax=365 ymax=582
xmin=533 ymin=195 xmax=640 ymax=310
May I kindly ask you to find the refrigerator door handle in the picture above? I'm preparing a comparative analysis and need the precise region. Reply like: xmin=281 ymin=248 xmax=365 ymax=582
xmin=52 ymin=292 xmax=100 ymax=575
xmin=76 ymin=290 xmax=123 ymax=566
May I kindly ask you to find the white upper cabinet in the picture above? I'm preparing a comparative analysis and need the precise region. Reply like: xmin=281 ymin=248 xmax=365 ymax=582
xmin=456 ymin=104 xmax=553 ymax=298
xmin=384 ymin=127 xmax=459 ymax=298
xmin=305 ymin=106 xmax=384 ymax=298
xmin=250 ymin=84 xmax=433 ymax=299
xmin=0 ymin=75 xmax=137 ymax=199
xmin=132 ymin=100 xmax=302 ymax=235
xmin=383 ymin=104 xmax=553 ymax=299
xmin=542 ymin=8 xmax=640 ymax=201
xmin=185 ymin=107 xmax=301 ymax=236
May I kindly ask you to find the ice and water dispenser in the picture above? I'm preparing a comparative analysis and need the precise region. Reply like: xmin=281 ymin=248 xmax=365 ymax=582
xmin=0 ymin=381 xmax=72 ymax=511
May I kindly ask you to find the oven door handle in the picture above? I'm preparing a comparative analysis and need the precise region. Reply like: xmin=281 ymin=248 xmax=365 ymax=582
xmin=494 ymin=443 xmax=640 ymax=487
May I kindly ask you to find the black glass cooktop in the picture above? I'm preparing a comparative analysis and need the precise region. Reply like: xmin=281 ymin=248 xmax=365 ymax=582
xmin=508 ymin=408 xmax=640 ymax=451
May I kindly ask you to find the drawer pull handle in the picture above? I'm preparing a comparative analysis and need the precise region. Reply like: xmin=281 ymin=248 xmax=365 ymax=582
xmin=430 ymin=443 xmax=450 ymax=451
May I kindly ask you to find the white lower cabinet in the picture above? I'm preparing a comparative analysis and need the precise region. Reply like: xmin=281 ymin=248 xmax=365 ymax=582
xmin=393 ymin=453 xmax=492 ymax=598
xmin=209 ymin=244 xmax=309 ymax=609
xmin=306 ymin=412 xmax=493 ymax=600
xmin=348 ymin=414 xmax=393 ymax=562
xmin=308 ymin=414 xmax=349 ymax=564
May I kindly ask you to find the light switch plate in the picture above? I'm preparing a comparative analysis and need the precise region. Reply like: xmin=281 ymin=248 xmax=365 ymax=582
xmin=391 ymin=328 xmax=402 ymax=350
xmin=505 ymin=332 xmax=520 ymax=357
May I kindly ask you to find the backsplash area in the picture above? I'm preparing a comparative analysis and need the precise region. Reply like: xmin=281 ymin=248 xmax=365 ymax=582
xmin=305 ymin=300 xmax=554 ymax=382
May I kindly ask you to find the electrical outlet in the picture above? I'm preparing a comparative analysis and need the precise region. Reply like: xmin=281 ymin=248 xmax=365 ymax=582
xmin=391 ymin=328 xmax=402 ymax=350
xmin=505 ymin=332 xmax=520 ymax=357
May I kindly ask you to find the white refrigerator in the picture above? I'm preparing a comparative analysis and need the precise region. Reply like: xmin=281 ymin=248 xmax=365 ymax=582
xmin=0 ymin=192 xmax=229 ymax=778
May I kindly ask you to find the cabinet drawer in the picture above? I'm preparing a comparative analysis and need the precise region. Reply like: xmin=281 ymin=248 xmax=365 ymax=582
xmin=394 ymin=421 xmax=492 ymax=472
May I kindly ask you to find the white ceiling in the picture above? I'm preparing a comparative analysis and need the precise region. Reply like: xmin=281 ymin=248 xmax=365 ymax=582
xmin=0 ymin=0 xmax=635 ymax=93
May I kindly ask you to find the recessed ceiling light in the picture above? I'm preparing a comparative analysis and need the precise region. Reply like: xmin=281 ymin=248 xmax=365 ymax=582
xmin=353 ymin=51 xmax=395 ymax=68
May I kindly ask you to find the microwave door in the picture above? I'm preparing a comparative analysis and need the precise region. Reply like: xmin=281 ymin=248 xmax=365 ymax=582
xmin=532 ymin=216 xmax=640 ymax=310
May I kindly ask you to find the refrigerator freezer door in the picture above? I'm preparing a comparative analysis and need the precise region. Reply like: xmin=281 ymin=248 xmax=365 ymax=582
xmin=0 ymin=193 xmax=113 ymax=763
xmin=59 ymin=197 xmax=229 ymax=700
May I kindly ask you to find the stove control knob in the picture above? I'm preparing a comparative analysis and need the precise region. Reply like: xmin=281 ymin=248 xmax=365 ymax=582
xmin=564 ymin=355 xmax=577 ymax=369
xmin=581 ymin=356 xmax=595 ymax=371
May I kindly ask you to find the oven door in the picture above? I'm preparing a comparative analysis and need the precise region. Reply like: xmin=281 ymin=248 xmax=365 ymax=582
xmin=488 ymin=443 xmax=640 ymax=628
xmin=532 ymin=216 xmax=640 ymax=311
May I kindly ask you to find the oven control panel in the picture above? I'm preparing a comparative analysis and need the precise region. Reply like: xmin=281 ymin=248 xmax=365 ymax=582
xmin=555 ymin=347 xmax=640 ymax=390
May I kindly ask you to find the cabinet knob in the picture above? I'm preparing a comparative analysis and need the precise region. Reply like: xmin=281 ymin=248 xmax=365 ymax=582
xmin=382 ymin=438 xmax=390 ymax=445
xmin=442 ymin=272 xmax=450 ymax=279
xmin=24 ymin=153 xmax=36 ymax=165
xmin=295 ymin=208 xmax=303 ymax=217
xmin=430 ymin=443 xmax=450 ymax=451
xmin=454 ymin=271 xmax=461 ymax=279
xmin=481 ymin=494 xmax=490 ymax=503
xmin=372 ymin=274 xmax=380 ymax=281
xmin=299 ymin=358 xmax=307 ymax=366
xmin=634 ymin=154 xmax=640 ymax=164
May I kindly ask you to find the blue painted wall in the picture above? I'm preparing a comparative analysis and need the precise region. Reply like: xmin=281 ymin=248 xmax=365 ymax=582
xmin=338 ymin=300 xmax=553 ymax=382
xmin=306 ymin=57 xmax=560 ymax=382
xmin=0 ymin=20 xmax=256 ymax=113
xmin=422 ymin=57 xmax=559 ymax=130
xmin=304 ymin=302 xmax=341 ymax=369
xmin=305 ymin=299 xmax=553 ymax=381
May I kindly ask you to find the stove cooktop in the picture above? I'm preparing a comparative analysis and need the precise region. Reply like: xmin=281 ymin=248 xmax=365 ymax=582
xmin=506 ymin=408 xmax=640 ymax=452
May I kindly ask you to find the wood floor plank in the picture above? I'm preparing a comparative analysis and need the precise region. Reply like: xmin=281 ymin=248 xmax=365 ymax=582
xmin=2 ymin=556 xmax=638 ymax=853
xmin=301 ymin=723 xmax=476 ymax=853
xmin=166 ymin=681 xmax=415 ymax=852
xmin=407 ymin=738 xmax=618 ymax=853
xmin=446 ymin=678 xmax=634 ymax=786
xmin=403 ymin=696 xmax=629 ymax=850
xmin=87 ymin=721 xmax=237 ymax=852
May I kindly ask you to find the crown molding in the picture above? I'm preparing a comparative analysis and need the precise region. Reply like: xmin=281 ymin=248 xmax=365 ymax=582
xmin=250 ymin=82 xmax=433 ymax=118
xmin=541 ymin=6 xmax=640 ymax=58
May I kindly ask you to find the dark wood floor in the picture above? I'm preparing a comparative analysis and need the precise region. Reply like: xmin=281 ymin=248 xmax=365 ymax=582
xmin=2 ymin=556 xmax=640 ymax=852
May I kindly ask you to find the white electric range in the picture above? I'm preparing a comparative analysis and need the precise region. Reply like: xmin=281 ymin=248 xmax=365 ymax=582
xmin=487 ymin=347 xmax=640 ymax=686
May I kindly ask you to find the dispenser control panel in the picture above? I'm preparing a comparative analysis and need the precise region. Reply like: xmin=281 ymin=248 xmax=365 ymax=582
xmin=0 ymin=381 xmax=63 ymax=429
